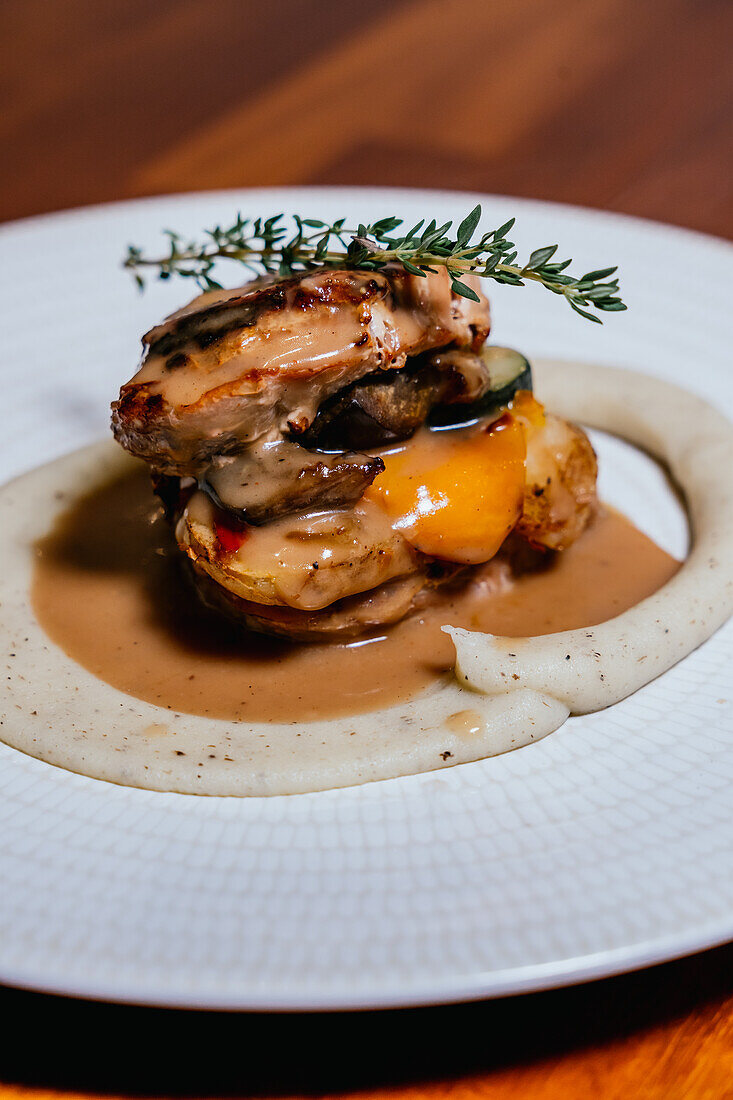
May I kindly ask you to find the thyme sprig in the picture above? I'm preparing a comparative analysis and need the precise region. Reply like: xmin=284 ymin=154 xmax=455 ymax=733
xmin=124 ymin=206 xmax=625 ymax=323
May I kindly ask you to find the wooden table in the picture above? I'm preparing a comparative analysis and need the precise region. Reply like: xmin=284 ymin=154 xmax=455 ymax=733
xmin=1 ymin=1 xmax=731 ymax=1096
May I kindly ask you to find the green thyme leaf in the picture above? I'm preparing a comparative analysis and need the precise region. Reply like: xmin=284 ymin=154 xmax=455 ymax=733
xmin=123 ymin=206 xmax=625 ymax=322
xmin=451 ymin=279 xmax=481 ymax=302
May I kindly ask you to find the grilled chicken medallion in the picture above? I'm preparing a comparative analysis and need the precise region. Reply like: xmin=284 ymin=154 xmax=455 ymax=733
xmin=112 ymin=266 xmax=597 ymax=639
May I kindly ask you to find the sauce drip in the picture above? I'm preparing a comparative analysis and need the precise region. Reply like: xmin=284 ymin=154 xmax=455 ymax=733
xmin=32 ymin=467 xmax=680 ymax=724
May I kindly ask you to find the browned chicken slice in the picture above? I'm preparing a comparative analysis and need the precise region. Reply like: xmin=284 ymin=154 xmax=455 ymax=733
xmin=110 ymin=261 xmax=598 ymax=641
xmin=112 ymin=267 xmax=491 ymax=476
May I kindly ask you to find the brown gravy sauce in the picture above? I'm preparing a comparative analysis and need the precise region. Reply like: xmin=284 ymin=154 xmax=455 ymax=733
xmin=32 ymin=467 xmax=680 ymax=724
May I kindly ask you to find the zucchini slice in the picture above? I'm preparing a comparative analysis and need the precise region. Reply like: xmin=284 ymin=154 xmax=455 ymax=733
xmin=429 ymin=346 xmax=532 ymax=428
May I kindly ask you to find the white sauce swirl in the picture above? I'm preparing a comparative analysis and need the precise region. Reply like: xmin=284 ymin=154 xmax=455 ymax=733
xmin=446 ymin=361 xmax=733 ymax=714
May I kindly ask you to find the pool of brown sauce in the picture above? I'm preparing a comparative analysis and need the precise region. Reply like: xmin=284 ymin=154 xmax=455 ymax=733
xmin=32 ymin=467 xmax=680 ymax=724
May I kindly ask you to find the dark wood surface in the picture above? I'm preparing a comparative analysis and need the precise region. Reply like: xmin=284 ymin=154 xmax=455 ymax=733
xmin=0 ymin=944 xmax=732 ymax=1099
xmin=2 ymin=0 xmax=732 ymax=235
xmin=1 ymin=1 xmax=732 ymax=1097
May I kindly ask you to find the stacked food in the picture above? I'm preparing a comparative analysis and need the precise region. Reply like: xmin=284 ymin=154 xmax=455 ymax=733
xmin=112 ymin=264 xmax=597 ymax=640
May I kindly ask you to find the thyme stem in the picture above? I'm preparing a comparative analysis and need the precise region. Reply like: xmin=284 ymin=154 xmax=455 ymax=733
xmin=124 ymin=206 xmax=626 ymax=323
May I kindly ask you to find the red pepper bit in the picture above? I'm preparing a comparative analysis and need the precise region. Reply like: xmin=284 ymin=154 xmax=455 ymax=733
xmin=214 ymin=517 xmax=248 ymax=553
xmin=487 ymin=411 xmax=514 ymax=433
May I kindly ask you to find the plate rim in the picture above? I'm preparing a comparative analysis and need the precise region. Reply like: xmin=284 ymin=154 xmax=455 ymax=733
xmin=2 ymin=182 xmax=732 ymax=257
xmin=1 ymin=914 xmax=731 ymax=1011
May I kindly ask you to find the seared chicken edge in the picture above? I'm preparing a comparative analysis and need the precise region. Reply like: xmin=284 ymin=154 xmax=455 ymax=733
xmin=111 ymin=266 xmax=598 ymax=638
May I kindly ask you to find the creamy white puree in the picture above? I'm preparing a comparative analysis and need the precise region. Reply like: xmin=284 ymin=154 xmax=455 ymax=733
xmin=0 ymin=360 xmax=728 ymax=795
xmin=447 ymin=361 xmax=733 ymax=712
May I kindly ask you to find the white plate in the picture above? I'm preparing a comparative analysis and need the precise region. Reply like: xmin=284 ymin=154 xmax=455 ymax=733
xmin=0 ymin=187 xmax=731 ymax=1010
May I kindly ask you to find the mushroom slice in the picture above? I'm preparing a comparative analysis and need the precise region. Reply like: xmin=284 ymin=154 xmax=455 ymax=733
xmin=201 ymin=438 xmax=383 ymax=524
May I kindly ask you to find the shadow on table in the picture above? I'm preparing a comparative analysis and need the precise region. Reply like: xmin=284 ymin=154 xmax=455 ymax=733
xmin=1 ymin=943 xmax=731 ymax=1096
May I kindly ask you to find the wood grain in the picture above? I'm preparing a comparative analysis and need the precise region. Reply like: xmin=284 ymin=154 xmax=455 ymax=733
xmin=1 ymin=0 xmax=732 ymax=234
xmin=1 ymin=1 xmax=732 ymax=1097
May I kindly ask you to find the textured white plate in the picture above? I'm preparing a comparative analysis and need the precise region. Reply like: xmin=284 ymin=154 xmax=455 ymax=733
xmin=0 ymin=187 xmax=731 ymax=1009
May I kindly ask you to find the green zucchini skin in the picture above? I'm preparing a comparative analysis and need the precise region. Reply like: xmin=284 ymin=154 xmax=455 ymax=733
xmin=428 ymin=347 xmax=532 ymax=429
xmin=301 ymin=346 xmax=533 ymax=451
